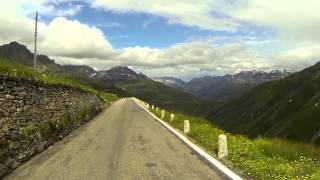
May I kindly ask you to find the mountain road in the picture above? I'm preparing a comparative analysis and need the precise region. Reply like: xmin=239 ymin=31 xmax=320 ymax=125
xmin=4 ymin=99 xmax=225 ymax=180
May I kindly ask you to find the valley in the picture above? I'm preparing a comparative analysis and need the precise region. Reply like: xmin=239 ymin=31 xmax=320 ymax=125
xmin=1 ymin=41 xmax=320 ymax=179
xmin=1 ymin=1 xmax=320 ymax=179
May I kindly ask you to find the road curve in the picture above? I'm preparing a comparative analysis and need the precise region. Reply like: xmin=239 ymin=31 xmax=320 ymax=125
xmin=4 ymin=99 xmax=225 ymax=180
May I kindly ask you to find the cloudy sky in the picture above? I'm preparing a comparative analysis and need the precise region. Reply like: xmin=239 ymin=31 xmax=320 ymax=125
xmin=0 ymin=0 xmax=319 ymax=80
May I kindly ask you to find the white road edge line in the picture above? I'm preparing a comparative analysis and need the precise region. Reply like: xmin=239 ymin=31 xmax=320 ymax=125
xmin=131 ymin=98 xmax=243 ymax=180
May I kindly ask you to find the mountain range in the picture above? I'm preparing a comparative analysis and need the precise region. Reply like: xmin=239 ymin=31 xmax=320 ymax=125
xmin=2 ymin=41 xmax=320 ymax=145
xmin=0 ymin=42 xmax=214 ymax=116
xmin=153 ymin=70 xmax=294 ymax=102
xmin=209 ymin=62 xmax=320 ymax=145
xmin=152 ymin=77 xmax=188 ymax=89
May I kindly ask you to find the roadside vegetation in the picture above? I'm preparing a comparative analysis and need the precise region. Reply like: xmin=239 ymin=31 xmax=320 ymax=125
xmin=0 ymin=58 xmax=118 ymax=103
xmin=0 ymin=58 xmax=94 ymax=91
xmin=150 ymin=107 xmax=320 ymax=179
xmin=97 ymin=92 xmax=120 ymax=102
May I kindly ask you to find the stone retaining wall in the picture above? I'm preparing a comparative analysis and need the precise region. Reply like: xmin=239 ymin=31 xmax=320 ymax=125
xmin=0 ymin=75 xmax=105 ymax=177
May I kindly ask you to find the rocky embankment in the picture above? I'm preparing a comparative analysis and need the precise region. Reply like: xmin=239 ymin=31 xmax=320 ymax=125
xmin=0 ymin=75 xmax=105 ymax=177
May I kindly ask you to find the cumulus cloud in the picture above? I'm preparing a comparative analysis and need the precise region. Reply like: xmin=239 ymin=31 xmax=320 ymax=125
xmin=0 ymin=0 xmax=41 ymax=45
xmin=110 ymin=41 xmax=274 ymax=79
xmin=1 ymin=0 xmax=320 ymax=80
xmin=49 ymin=40 xmax=275 ymax=80
xmin=39 ymin=17 xmax=116 ymax=59
xmin=0 ymin=0 xmax=117 ymax=60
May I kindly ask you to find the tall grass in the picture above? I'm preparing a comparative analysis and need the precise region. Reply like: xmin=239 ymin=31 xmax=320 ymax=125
xmin=150 ymin=107 xmax=320 ymax=179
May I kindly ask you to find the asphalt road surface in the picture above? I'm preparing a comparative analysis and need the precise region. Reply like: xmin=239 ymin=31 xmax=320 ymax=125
xmin=5 ymin=99 xmax=225 ymax=180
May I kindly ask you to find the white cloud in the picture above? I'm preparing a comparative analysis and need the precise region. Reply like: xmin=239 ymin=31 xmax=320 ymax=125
xmin=90 ymin=0 xmax=239 ymax=31
xmin=1 ymin=0 xmax=320 ymax=80
xmin=41 ymin=4 xmax=83 ymax=17
xmin=22 ymin=3 xmax=83 ymax=17
xmin=229 ymin=0 xmax=320 ymax=43
xmin=90 ymin=0 xmax=320 ymax=44
xmin=0 ymin=0 xmax=44 ymax=45
xmin=58 ymin=40 xmax=274 ymax=79
xmin=39 ymin=17 xmax=116 ymax=59
xmin=104 ymin=21 xmax=126 ymax=28
xmin=0 ymin=0 xmax=116 ymax=60
xmin=273 ymin=45 xmax=320 ymax=70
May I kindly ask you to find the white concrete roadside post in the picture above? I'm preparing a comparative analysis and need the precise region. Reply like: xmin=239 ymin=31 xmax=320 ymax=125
xmin=218 ymin=134 xmax=228 ymax=159
xmin=170 ymin=114 xmax=175 ymax=123
xmin=161 ymin=110 xmax=165 ymax=119
xmin=184 ymin=120 xmax=190 ymax=134
xmin=151 ymin=105 xmax=154 ymax=110
xmin=155 ymin=107 xmax=159 ymax=115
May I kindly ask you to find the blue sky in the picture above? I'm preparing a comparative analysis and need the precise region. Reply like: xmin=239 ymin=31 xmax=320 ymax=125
xmin=40 ymin=0 xmax=222 ymax=49
xmin=1 ymin=0 xmax=320 ymax=80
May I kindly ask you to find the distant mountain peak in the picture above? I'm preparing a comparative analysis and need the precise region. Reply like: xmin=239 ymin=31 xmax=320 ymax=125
xmin=63 ymin=64 xmax=98 ymax=78
xmin=0 ymin=41 xmax=55 ymax=67
xmin=96 ymin=66 xmax=148 ymax=83
xmin=108 ymin=66 xmax=137 ymax=74
xmin=8 ymin=41 xmax=26 ymax=46
xmin=152 ymin=77 xmax=187 ymax=89
xmin=153 ymin=76 xmax=186 ymax=83
xmin=178 ymin=69 xmax=296 ymax=102
xmin=2 ymin=41 xmax=32 ymax=55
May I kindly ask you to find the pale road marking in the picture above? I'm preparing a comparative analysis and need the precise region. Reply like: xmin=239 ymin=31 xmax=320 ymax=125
xmin=132 ymin=98 xmax=243 ymax=180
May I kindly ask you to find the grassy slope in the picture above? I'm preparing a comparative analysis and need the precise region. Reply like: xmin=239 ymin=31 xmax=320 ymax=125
xmin=54 ymin=70 xmax=132 ymax=97
xmin=209 ymin=62 xmax=320 ymax=144
xmin=117 ymin=79 xmax=220 ymax=116
xmin=196 ymin=80 xmax=254 ymax=103
xmin=0 ymin=58 xmax=119 ymax=103
xmin=150 ymin=107 xmax=320 ymax=179
xmin=0 ymin=58 xmax=92 ymax=90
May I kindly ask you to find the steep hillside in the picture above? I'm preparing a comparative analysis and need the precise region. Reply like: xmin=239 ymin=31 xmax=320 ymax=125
xmin=117 ymin=80 xmax=215 ymax=115
xmin=196 ymin=79 xmax=253 ymax=103
xmin=152 ymin=77 xmax=188 ymax=89
xmin=190 ymin=70 xmax=294 ymax=102
xmin=209 ymin=62 xmax=320 ymax=145
xmin=63 ymin=65 xmax=97 ymax=77
xmin=154 ymin=70 xmax=294 ymax=103
xmin=0 ymin=42 xmax=129 ymax=97
xmin=96 ymin=67 xmax=218 ymax=115
xmin=186 ymin=76 xmax=225 ymax=94
xmin=95 ymin=66 xmax=148 ymax=84
xmin=0 ymin=42 xmax=55 ymax=66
